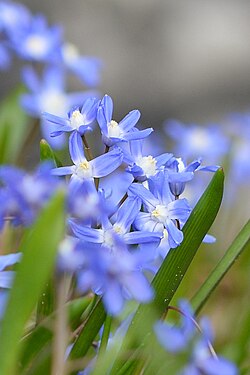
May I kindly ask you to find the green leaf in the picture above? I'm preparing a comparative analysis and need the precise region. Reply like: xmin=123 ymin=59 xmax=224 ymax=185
xmin=19 ymin=297 xmax=91 ymax=373
xmin=191 ymin=219 xmax=250 ymax=314
xmin=36 ymin=278 xmax=56 ymax=324
xmin=110 ymin=168 xmax=224 ymax=374
xmin=0 ymin=191 xmax=65 ymax=375
xmin=0 ymin=86 xmax=29 ymax=164
xmin=68 ymin=299 xmax=106 ymax=373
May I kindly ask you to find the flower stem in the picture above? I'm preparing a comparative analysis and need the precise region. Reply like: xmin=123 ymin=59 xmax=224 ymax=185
xmin=82 ymin=134 xmax=93 ymax=161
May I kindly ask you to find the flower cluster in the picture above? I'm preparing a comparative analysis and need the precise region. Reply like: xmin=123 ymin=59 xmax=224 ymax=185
xmin=0 ymin=90 xmax=218 ymax=316
xmin=0 ymin=3 xmax=243 ymax=374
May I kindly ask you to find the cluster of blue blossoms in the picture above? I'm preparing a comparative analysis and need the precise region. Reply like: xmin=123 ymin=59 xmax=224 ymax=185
xmin=0 ymin=2 xmax=242 ymax=374
xmin=1 ymin=93 xmax=218 ymax=315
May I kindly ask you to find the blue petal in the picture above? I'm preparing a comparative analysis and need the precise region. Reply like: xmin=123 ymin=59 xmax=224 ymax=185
xmin=123 ymin=127 xmax=153 ymax=141
xmin=154 ymin=321 xmax=188 ymax=353
xmin=91 ymin=147 xmax=123 ymax=178
xmin=0 ymin=253 xmax=22 ymax=272
xmin=166 ymin=219 xmax=183 ymax=248
xmin=129 ymin=183 xmax=159 ymax=211
xmin=102 ymin=95 xmax=113 ymax=123
xmin=115 ymin=196 xmax=141 ymax=231
xmin=51 ymin=166 xmax=74 ymax=176
xmin=69 ymin=132 xmax=86 ymax=164
xmin=119 ymin=110 xmax=140 ymax=132
xmin=124 ymin=231 xmax=162 ymax=244
xmin=42 ymin=112 xmax=69 ymax=127
xmin=130 ymin=139 xmax=143 ymax=159
xmin=103 ymin=280 xmax=124 ymax=316
xmin=200 ymin=357 xmax=238 ymax=375
xmin=123 ymin=271 xmax=153 ymax=302
xmin=0 ymin=271 xmax=15 ymax=288
xmin=81 ymin=97 xmax=98 ymax=124
xmin=155 ymin=153 xmax=173 ymax=167
xmin=69 ymin=219 xmax=103 ymax=243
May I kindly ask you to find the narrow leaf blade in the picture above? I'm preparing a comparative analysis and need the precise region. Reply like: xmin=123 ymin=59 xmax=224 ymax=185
xmin=0 ymin=191 xmax=65 ymax=375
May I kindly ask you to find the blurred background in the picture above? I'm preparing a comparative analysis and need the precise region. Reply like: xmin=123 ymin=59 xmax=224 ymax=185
xmin=1 ymin=0 xmax=250 ymax=365
xmin=2 ymin=0 xmax=250 ymax=127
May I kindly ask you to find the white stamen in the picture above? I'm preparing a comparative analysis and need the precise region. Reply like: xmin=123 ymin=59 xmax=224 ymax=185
xmin=108 ymin=120 xmax=122 ymax=138
xmin=75 ymin=161 xmax=92 ymax=179
xmin=137 ymin=155 xmax=157 ymax=177
xmin=70 ymin=110 xmax=85 ymax=130
xmin=151 ymin=204 xmax=169 ymax=223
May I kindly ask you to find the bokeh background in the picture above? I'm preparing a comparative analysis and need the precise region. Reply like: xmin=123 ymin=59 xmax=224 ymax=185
xmin=2 ymin=0 xmax=250 ymax=126
xmin=1 ymin=0 xmax=250 ymax=366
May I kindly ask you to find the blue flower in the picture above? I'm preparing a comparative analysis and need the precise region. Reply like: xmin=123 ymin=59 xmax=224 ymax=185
xmin=42 ymin=97 xmax=99 ymax=137
xmin=166 ymin=157 xmax=219 ymax=197
xmin=129 ymin=172 xmax=191 ymax=249
xmin=125 ymin=137 xmax=173 ymax=182
xmin=0 ymin=163 xmax=62 ymax=227
xmin=10 ymin=13 xmax=62 ymax=63
xmin=164 ymin=120 xmax=229 ymax=164
xmin=51 ymin=132 xmax=123 ymax=191
xmin=58 ymin=237 xmax=153 ymax=316
xmin=67 ymin=180 xmax=105 ymax=222
xmin=97 ymin=95 xmax=153 ymax=147
xmin=68 ymin=195 xmax=162 ymax=253
xmin=21 ymin=65 xmax=96 ymax=148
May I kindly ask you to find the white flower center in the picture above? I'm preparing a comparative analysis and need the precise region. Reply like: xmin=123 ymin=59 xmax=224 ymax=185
xmin=70 ymin=110 xmax=85 ymax=130
xmin=75 ymin=161 xmax=92 ymax=179
xmin=40 ymin=91 xmax=67 ymax=115
xmin=151 ymin=204 xmax=169 ymax=223
xmin=62 ymin=42 xmax=79 ymax=64
xmin=137 ymin=155 xmax=157 ymax=177
xmin=189 ymin=129 xmax=209 ymax=152
xmin=25 ymin=35 xmax=49 ymax=58
xmin=108 ymin=120 xmax=122 ymax=138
